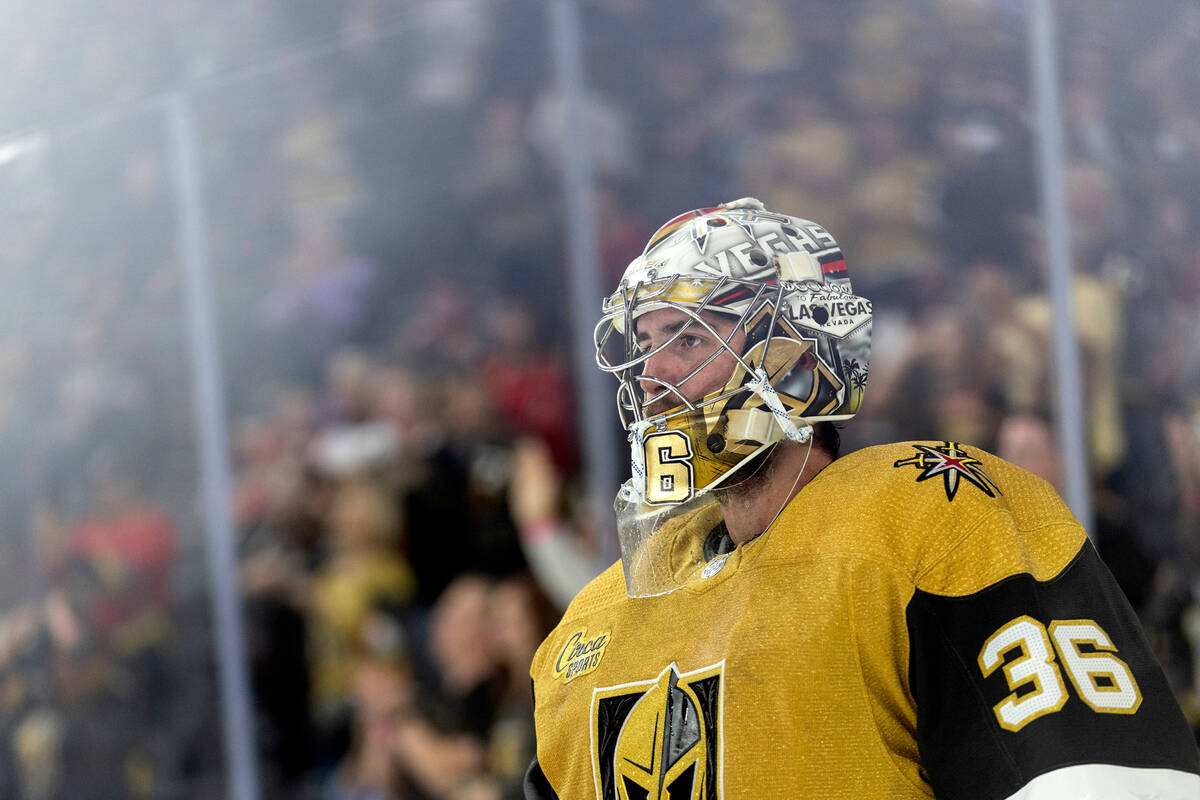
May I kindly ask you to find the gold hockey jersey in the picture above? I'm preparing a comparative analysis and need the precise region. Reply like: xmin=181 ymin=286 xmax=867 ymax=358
xmin=526 ymin=442 xmax=1200 ymax=799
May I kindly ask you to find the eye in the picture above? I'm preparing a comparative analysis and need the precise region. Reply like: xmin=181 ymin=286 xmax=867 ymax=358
xmin=679 ymin=334 xmax=704 ymax=349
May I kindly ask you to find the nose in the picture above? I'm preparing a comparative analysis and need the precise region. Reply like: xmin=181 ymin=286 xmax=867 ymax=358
xmin=638 ymin=348 xmax=682 ymax=402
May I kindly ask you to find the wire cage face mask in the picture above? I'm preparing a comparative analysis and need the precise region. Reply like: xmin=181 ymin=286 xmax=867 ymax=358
xmin=594 ymin=198 xmax=873 ymax=596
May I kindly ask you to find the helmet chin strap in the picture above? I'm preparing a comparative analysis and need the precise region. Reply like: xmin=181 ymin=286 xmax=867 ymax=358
xmin=727 ymin=367 xmax=815 ymax=545
xmin=746 ymin=367 xmax=812 ymax=444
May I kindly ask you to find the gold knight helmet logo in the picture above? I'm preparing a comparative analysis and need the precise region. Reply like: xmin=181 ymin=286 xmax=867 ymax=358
xmin=592 ymin=663 xmax=724 ymax=800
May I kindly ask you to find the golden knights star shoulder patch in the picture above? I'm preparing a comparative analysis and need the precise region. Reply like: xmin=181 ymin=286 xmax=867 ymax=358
xmin=591 ymin=662 xmax=724 ymax=800
xmin=893 ymin=442 xmax=1001 ymax=501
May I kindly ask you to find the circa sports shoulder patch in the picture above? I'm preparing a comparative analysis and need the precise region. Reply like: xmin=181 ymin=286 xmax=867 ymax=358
xmin=554 ymin=628 xmax=611 ymax=684
xmin=893 ymin=441 xmax=1001 ymax=501
xmin=591 ymin=662 xmax=724 ymax=800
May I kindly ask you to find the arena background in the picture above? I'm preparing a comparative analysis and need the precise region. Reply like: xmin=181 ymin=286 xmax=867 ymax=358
xmin=1 ymin=1 xmax=1199 ymax=798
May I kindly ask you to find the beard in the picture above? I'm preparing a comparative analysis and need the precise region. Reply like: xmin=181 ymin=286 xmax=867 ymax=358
xmin=712 ymin=443 xmax=781 ymax=506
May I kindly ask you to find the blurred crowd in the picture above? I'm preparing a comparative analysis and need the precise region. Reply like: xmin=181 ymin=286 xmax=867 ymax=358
xmin=1 ymin=0 xmax=1199 ymax=797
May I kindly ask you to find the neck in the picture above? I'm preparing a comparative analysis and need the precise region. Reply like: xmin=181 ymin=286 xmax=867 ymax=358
xmin=716 ymin=440 xmax=832 ymax=545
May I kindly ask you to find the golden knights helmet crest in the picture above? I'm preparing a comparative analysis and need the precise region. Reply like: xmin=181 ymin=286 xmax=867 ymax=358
xmin=592 ymin=663 xmax=724 ymax=800
xmin=595 ymin=197 xmax=872 ymax=506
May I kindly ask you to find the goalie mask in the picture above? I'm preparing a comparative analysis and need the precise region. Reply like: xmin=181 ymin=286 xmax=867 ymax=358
xmin=595 ymin=198 xmax=872 ymax=596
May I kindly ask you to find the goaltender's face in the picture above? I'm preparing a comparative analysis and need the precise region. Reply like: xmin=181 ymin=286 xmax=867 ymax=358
xmin=635 ymin=307 xmax=745 ymax=417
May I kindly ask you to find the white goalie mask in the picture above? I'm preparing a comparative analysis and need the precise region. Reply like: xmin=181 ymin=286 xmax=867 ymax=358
xmin=594 ymin=198 xmax=872 ymax=596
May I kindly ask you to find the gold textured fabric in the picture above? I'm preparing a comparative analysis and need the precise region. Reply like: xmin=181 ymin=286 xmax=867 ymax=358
xmin=530 ymin=441 xmax=1086 ymax=799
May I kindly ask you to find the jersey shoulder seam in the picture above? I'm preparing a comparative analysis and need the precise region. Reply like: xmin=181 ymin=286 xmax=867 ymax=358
xmin=913 ymin=509 xmax=1081 ymax=588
